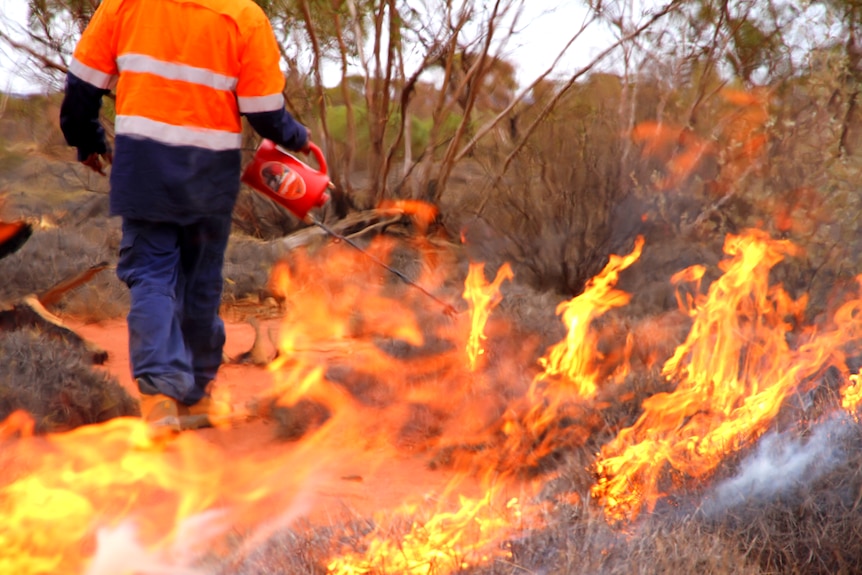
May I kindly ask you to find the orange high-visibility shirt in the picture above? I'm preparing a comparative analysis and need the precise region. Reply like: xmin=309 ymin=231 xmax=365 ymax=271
xmin=69 ymin=0 xmax=286 ymax=151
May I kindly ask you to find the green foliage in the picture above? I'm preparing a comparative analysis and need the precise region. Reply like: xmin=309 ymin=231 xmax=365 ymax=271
xmin=324 ymin=104 xmax=356 ymax=143
xmin=410 ymin=112 xmax=461 ymax=156
xmin=323 ymin=77 xmax=364 ymax=107
xmin=324 ymin=102 xmax=462 ymax=162
xmin=677 ymin=0 xmax=791 ymax=83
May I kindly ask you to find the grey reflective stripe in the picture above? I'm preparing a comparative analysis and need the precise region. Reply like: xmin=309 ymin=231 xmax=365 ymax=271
xmin=69 ymin=58 xmax=116 ymax=90
xmin=237 ymin=93 xmax=284 ymax=113
xmin=117 ymin=53 xmax=238 ymax=91
xmin=115 ymin=115 xmax=242 ymax=150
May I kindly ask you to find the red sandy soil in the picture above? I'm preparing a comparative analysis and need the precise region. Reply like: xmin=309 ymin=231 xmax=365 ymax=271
xmin=68 ymin=316 xmax=475 ymax=524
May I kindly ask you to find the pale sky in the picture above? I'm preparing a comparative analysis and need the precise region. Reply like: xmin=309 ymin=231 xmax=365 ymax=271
xmin=0 ymin=0 xmax=30 ymax=93
xmin=0 ymin=1 xmax=615 ymax=94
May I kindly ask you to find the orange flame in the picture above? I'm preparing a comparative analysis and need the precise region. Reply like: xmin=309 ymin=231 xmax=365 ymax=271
xmin=8 ymin=187 xmax=862 ymax=575
xmin=377 ymin=199 xmax=439 ymax=233
xmin=262 ymin=243 xmax=549 ymax=574
xmin=536 ymin=236 xmax=644 ymax=398
xmin=0 ymin=414 xmax=321 ymax=575
xmin=631 ymin=88 xmax=770 ymax=192
xmin=264 ymin=239 xmax=514 ymax=455
xmin=473 ymin=238 xmax=647 ymax=478
xmin=589 ymin=230 xmax=862 ymax=522
xmin=462 ymin=262 xmax=513 ymax=371
xmin=326 ymin=480 xmax=538 ymax=575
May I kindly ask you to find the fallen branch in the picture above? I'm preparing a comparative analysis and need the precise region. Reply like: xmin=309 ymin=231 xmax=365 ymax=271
xmin=0 ymin=262 xmax=111 ymax=364
xmin=280 ymin=208 xmax=418 ymax=251
xmin=38 ymin=261 xmax=109 ymax=307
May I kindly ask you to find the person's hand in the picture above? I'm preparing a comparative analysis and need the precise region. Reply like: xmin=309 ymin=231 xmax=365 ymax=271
xmin=300 ymin=127 xmax=312 ymax=154
xmin=82 ymin=151 xmax=112 ymax=176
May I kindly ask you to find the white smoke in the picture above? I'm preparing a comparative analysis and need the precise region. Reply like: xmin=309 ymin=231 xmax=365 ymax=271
xmin=703 ymin=414 xmax=853 ymax=516
xmin=84 ymin=473 xmax=319 ymax=575
xmin=85 ymin=518 xmax=216 ymax=575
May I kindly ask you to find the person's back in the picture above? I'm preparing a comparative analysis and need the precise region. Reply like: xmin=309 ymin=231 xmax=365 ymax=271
xmin=62 ymin=0 xmax=308 ymax=224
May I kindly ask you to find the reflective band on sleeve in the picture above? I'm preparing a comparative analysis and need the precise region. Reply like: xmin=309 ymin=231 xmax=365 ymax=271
xmin=115 ymin=115 xmax=242 ymax=150
xmin=237 ymin=93 xmax=284 ymax=113
xmin=117 ymin=54 xmax=238 ymax=91
xmin=69 ymin=58 xmax=116 ymax=90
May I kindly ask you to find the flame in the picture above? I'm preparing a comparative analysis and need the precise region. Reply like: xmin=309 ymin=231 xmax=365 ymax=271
xmin=631 ymin=88 xmax=769 ymax=192
xmin=260 ymin=240 xmax=548 ymax=574
xmin=465 ymin=238 xmax=648 ymax=478
xmin=7 ymin=180 xmax=862 ymax=575
xmin=377 ymin=199 xmax=439 ymax=233
xmin=630 ymin=121 xmax=691 ymax=157
xmin=535 ymin=236 xmax=644 ymax=398
xmin=0 ymin=414 xmax=321 ymax=575
xmin=842 ymin=374 xmax=862 ymax=414
xmin=837 ymin=280 xmax=862 ymax=414
xmin=326 ymin=480 xmax=538 ymax=575
xmin=589 ymin=230 xmax=862 ymax=522
xmin=630 ymin=122 xmax=711 ymax=189
xmin=710 ymin=88 xmax=770 ymax=196
xmin=273 ymin=239 xmax=425 ymax=353
xmin=462 ymin=262 xmax=513 ymax=371
xmin=264 ymin=238 xmax=517 ymax=456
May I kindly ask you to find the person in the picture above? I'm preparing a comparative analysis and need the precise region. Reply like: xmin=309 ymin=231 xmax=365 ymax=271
xmin=60 ymin=0 xmax=311 ymax=432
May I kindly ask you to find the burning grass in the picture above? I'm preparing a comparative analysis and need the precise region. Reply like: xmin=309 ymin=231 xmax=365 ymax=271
xmin=3 ymin=206 xmax=862 ymax=574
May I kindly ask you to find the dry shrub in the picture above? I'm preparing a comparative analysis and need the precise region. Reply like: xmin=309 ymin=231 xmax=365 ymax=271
xmin=0 ymin=194 xmax=290 ymax=316
xmin=497 ymin=509 xmax=759 ymax=575
xmin=221 ymin=471 xmax=760 ymax=575
xmin=0 ymin=93 xmax=67 ymax=159
xmin=0 ymin=222 xmax=128 ymax=320
xmin=222 ymin=233 xmax=288 ymax=304
xmin=0 ymin=329 xmax=138 ymax=433
xmin=449 ymin=74 xmax=632 ymax=298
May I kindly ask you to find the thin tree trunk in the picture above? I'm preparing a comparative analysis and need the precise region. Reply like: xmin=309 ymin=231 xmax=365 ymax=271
xmin=432 ymin=0 xmax=502 ymax=203
xmin=332 ymin=5 xmax=357 ymax=214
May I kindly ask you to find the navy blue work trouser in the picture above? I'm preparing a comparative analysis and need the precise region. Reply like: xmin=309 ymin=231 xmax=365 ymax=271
xmin=116 ymin=215 xmax=231 ymax=404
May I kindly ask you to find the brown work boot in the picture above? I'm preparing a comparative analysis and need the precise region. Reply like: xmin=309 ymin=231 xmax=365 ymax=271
xmin=139 ymin=393 xmax=181 ymax=433
xmin=179 ymin=395 xmax=233 ymax=429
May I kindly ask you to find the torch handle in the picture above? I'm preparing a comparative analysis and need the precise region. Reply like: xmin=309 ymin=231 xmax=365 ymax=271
xmin=306 ymin=142 xmax=328 ymax=176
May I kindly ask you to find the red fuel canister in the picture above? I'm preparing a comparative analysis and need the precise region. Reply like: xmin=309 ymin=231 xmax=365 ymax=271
xmin=241 ymin=140 xmax=331 ymax=220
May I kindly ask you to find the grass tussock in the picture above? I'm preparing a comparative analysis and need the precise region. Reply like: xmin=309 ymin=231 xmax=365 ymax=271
xmin=0 ymin=329 xmax=138 ymax=433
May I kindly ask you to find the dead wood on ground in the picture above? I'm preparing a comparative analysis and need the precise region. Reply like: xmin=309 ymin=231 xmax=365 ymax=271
xmin=0 ymin=263 xmax=110 ymax=364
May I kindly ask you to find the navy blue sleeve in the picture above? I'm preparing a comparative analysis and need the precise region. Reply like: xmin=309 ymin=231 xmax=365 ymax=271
xmin=59 ymin=72 xmax=110 ymax=161
xmin=245 ymin=108 xmax=309 ymax=151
